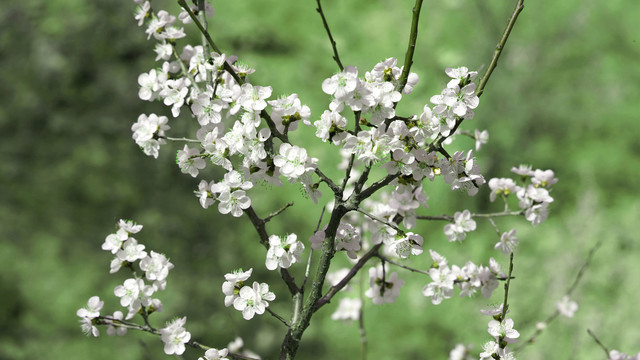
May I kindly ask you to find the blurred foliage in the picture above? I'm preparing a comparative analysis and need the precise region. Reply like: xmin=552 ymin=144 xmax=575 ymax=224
xmin=1 ymin=0 xmax=639 ymax=359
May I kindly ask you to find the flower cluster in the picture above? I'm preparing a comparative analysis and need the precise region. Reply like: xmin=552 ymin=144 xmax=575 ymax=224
xmin=365 ymin=264 xmax=405 ymax=305
xmin=478 ymin=304 xmax=519 ymax=360
xmin=222 ymin=268 xmax=275 ymax=320
xmin=488 ymin=166 xmax=558 ymax=226
xmin=422 ymin=250 xmax=504 ymax=305
xmin=265 ymin=234 xmax=305 ymax=270
xmin=443 ymin=210 xmax=476 ymax=242
xmin=100 ymin=219 xmax=173 ymax=319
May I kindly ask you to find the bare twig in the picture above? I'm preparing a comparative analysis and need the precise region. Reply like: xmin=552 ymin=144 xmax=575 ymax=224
xmin=263 ymin=202 xmax=294 ymax=223
xmin=356 ymin=208 xmax=403 ymax=233
xmin=378 ymin=254 xmax=429 ymax=275
xmin=417 ymin=210 xmax=524 ymax=222
xmin=266 ymin=307 xmax=291 ymax=327
xmin=587 ymin=329 xmax=611 ymax=357
xmin=315 ymin=0 xmax=344 ymax=71
xmin=499 ymin=252 xmax=515 ymax=322
xmin=396 ymin=0 xmax=425 ymax=93
xmin=475 ymin=0 xmax=525 ymax=97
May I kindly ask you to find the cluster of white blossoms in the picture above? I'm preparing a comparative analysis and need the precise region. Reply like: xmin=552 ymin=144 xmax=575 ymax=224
xmin=365 ymin=264 xmax=405 ymax=305
xmin=99 ymin=219 xmax=173 ymax=320
xmin=221 ymin=268 xmax=275 ymax=320
xmin=79 ymin=218 xmax=246 ymax=357
xmin=488 ymin=166 xmax=558 ymax=227
xmin=422 ymin=250 xmax=504 ymax=305
xmin=131 ymin=113 xmax=170 ymax=158
xmin=265 ymin=234 xmax=305 ymax=270
xmin=479 ymin=304 xmax=519 ymax=360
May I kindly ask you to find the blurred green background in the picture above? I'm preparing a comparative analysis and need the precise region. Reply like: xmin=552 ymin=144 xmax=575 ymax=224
xmin=1 ymin=0 xmax=639 ymax=359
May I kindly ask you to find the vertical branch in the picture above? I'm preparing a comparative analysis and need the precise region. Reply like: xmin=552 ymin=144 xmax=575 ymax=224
xmin=316 ymin=0 xmax=344 ymax=71
xmin=396 ymin=0 xmax=424 ymax=93
xmin=499 ymin=252 xmax=515 ymax=322
xmin=475 ymin=0 xmax=525 ymax=97
xmin=197 ymin=0 xmax=212 ymax=85
xmin=281 ymin=202 xmax=349 ymax=359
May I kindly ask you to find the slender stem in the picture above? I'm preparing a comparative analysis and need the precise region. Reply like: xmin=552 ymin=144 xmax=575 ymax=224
xmin=587 ymin=329 xmax=610 ymax=357
xmin=378 ymin=254 xmax=429 ymax=275
xmin=315 ymin=243 xmax=382 ymax=310
xmin=96 ymin=316 xmax=257 ymax=360
xmin=162 ymin=136 xmax=201 ymax=143
xmin=266 ymin=307 xmax=291 ymax=327
xmin=170 ymin=42 xmax=201 ymax=93
xmin=416 ymin=210 xmax=524 ymax=222
xmin=356 ymin=208 xmax=403 ymax=233
xmin=315 ymin=168 xmax=341 ymax=195
xmin=264 ymin=202 xmax=294 ymax=223
xmin=475 ymin=0 xmax=525 ymax=97
xmin=197 ymin=0 xmax=212 ymax=85
xmin=396 ymin=0 xmax=424 ymax=93
xmin=315 ymin=0 xmax=344 ymax=71
xmin=499 ymin=252 xmax=515 ymax=322
xmin=354 ymin=165 xmax=372 ymax=194
xmin=176 ymin=0 xmax=231 ymax=80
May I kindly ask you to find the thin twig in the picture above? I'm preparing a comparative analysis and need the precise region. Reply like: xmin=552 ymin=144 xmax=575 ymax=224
xmin=315 ymin=0 xmax=344 ymax=71
xmin=396 ymin=0 xmax=425 ymax=93
xmin=378 ymin=254 xmax=429 ymax=275
xmin=315 ymin=168 xmax=341 ymax=195
xmin=587 ymin=329 xmax=611 ymax=357
xmin=356 ymin=208 xmax=403 ymax=233
xmin=475 ymin=0 xmax=525 ymax=97
xmin=266 ymin=307 xmax=291 ymax=327
xmin=170 ymin=43 xmax=201 ymax=93
xmin=263 ymin=202 xmax=294 ymax=223
xmin=417 ymin=210 xmax=524 ymax=222
xmin=499 ymin=252 xmax=515 ymax=322
xmin=162 ymin=136 xmax=201 ymax=143
xmin=197 ymin=0 xmax=212 ymax=85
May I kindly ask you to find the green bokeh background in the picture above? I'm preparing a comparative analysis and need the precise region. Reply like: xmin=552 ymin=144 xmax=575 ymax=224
xmin=1 ymin=0 xmax=638 ymax=359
